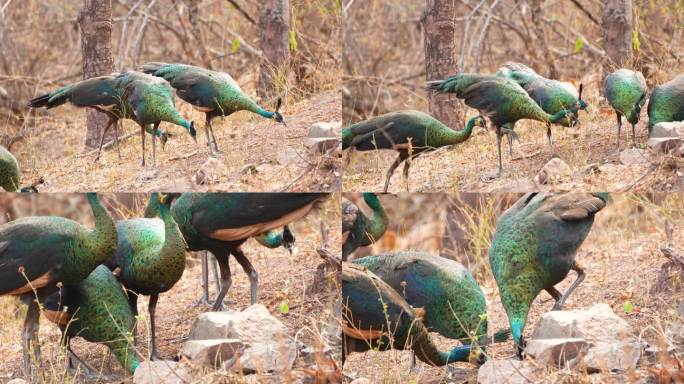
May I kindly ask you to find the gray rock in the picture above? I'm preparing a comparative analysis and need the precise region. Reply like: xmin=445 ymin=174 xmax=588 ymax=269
xmin=180 ymin=338 xmax=244 ymax=368
xmin=619 ymin=148 xmax=649 ymax=165
xmin=651 ymin=122 xmax=684 ymax=138
xmin=525 ymin=338 xmax=590 ymax=367
xmin=477 ymin=359 xmax=538 ymax=384
xmin=133 ymin=361 xmax=191 ymax=384
xmin=535 ymin=158 xmax=572 ymax=184
xmin=189 ymin=304 xmax=296 ymax=373
xmin=648 ymin=137 xmax=682 ymax=154
xmin=531 ymin=303 xmax=640 ymax=372
xmin=305 ymin=122 xmax=341 ymax=153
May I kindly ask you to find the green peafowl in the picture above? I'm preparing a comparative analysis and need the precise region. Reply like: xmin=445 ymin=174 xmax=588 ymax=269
xmin=648 ymin=74 xmax=684 ymax=135
xmin=29 ymin=71 xmax=196 ymax=169
xmin=0 ymin=193 xmax=117 ymax=375
xmin=427 ymin=75 xmax=580 ymax=179
xmin=42 ymin=265 xmax=139 ymax=375
xmin=0 ymin=145 xmax=44 ymax=192
xmin=489 ymin=192 xmax=608 ymax=359
xmin=170 ymin=193 xmax=327 ymax=311
xmin=342 ymin=111 xmax=486 ymax=191
xmin=198 ymin=226 xmax=295 ymax=306
xmin=342 ymin=262 xmax=473 ymax=366
xmin=108 ymin=193 xmax=186 ymax=360
xmin=140 ymin=62 xmax=285 ymax=154
xmin=604 ymin=69 xmax=648 ymax=148
xmin=342 ymin=193 xmax=387 ymax=261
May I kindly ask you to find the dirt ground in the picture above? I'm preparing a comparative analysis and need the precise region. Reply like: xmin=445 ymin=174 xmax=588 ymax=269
xmin=13 ymin=91 xmax=341 ymax=193
xmin=0 ymin=194 xmax=341 ymax=383
xmin=343 ymin=94 xmax=684 ymax=193
xmin=342 ymin=193 xmax=684 ymax=383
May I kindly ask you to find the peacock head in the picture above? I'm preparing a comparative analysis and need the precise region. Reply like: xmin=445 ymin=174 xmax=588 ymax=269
xmin=575 ymin=83 xmax=588 ymax=111
xmin=160 ymin=131 xmax=172 ymax=150
xmin=473 ymin=115 xmax=487 ymax=129
xmin=633 ymin=93 xmax=647 ymax=115
xmin=274 ymin=98 xmax=286 ymax=126
xmin=282 ymin=225 xmax=295 ymax=254
xmin=188 ymin=121 xmax=198 ymax=142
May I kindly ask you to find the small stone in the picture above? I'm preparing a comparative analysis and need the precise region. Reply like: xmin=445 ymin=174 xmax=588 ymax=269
xmin=525 ymin=338 xmax=590 ymax=367
xmin=648 ymin=137 xmax=682 ymax=154
xmin=619 ymin=148 xmax=649 ymax=165
xmin=535 ymin=158 xmax=572 ymax=184
xmin=651 ymin=122 xmax=684 ymax=138
xmin=180 ymin=339 xmax=244 ymax=368
xmin=350 ymin=379 xmax=372 ymax=384
xmin=7 ymin=379 xmax=28 ymax=384
xmin=305 ymin=122 xmax=342 ymax=153
xmin=133 ymin=361 xmax=191 ymax=384
xmin=477 ymin=359 xmax=538 ymax=384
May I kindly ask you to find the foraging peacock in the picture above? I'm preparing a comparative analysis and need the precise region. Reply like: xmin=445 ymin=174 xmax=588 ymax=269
xmin=170 ymin=193 xmax=328 ymax=311
xmin=648 ymin=73 xmax=684 ymax=135
xmin=342 ymin=262 xmax=473 ymax=366
xmin=109 ymin=193 xmax=186 ymax=360
xmin=604 ymin=69 xmax=648 ymax=148
xmin=342 ymin=193 xmax=387 ymax=261
xmin=427 ymin=75 xmax=580 ymax=179
xmin=489 ymin=192 xmax=608 ymax=358
xmin=0 ymin=145 xmax=20 ymax=191
xmin=42 ymin=265 xmax=139 ymax=375
xmin=198 ymin=226 xmax=295 ymax=306
xmin=342 ymin=111 xmax=486 ymax=191
xmin=354 ymin=252 xmax=510 ymax=367
xmin=0 ymin=193 xmax=117 ymax=374
xmin=29 ymin=71 xmax=196 ymax=169
xmin=141 ymin=62 xmax=285 ymax=154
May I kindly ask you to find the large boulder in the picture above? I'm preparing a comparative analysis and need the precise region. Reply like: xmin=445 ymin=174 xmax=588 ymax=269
xmin=530 ymin=303 xmax=641 ymax=372
xmin=525 ymin=338 xmax=590 ymax=367
xmin=188 ymin=304 xmax=296 ymax=373
xmin=180 ymin=339 xmax=244 ymax=368
xmin=133 ymin=361 xmax=192 ymax=384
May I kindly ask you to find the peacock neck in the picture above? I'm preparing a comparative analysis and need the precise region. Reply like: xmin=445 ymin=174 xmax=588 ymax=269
xmin=254 ymin=230 xmax=283 ymax=248
xmin=441 ymin=116 xmax=477 ymax=145
xmin=548 ymin=109 xmax=571 ymax=124
xmin=87 ymin=193 xmax=117 ymax=266
xmin=510 ymin=318 xmax=525 ymax=347
xmin=256 ymin=106 xmax=275 ymax=120
xmin=445 ymin=345 xmax=473 ymax=363
xmin=363 ymin=193 xmax=387 ymax=241
xmin=146 ymin=193 xmax=186 ymax=253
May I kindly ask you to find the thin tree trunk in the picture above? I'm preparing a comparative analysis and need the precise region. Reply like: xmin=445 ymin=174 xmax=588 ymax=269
xmin=422 ymin=0 xmax=463 ymax=129
xmin=258 ymin=0 xmax=290 ymax=99
xmin=188 ymin=0 xmax=212 ymax=69
xmin=80 ymin=0 xmax=115 ymax=150
xmin=530 ymin=0 xmax=559 ymax=79
xmin=602 ymin=0 xmax=633 ymax=70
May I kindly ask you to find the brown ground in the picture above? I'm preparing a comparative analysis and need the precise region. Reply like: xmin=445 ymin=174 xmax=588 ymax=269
xmin=0 ymin=194 xmax=341 ymax=383
xmin=13 ymin=91 xmax=341 ymax=193
xmin=343 ymin=97 xmax=684 ymax=193
xmin=342 ymin=193 xmax=684 ymax=383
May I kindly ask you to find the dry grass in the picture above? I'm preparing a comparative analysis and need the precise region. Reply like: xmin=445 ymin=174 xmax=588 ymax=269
xmin=343 ymin=193 xmax=684 ymax=383
xmin=0 ymin=193 xmax=341 ymax=383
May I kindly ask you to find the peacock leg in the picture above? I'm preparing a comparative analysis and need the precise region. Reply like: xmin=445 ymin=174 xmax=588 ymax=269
xmin=210 ymin=253 xmax=221 ymax=297
xmin=402 ymin=160 xmax=411 ymax=192
xmin=615 ymin=112 xmax=622 ymax=150
xmin=546 ymin=123 xmax=557 ymax=156
xmin=22 ymin=296 xmax=41 ymax=376
xmin=383 ymin=155 xmax=403 ymax=193
xmin=151 ymin=122 xmax=160 ymax=170
xmin=140 ymin=126 xmax=146 ymax=167
xmin=545 ymin=286 xmax=562 ymax=303
xmin=483 ymin=128 xmax=504 ymax=181
xmin=127 ymin=291 xmax=139 ymax=347
xmin=208 ymin=119 xmax=220 ymax=153
xmin=203 ymin=117 xmax=213 ymax=150
xmin=148 ymin=293 xmax=160 ymax=360
xmin=114 ymin=120 xmax=122 ymax=159
xmin=95 ymin=117 xmax=116 ymax=161
xmin=233 ymin=247 xmax=258 ymax=305
xmin=551 ymin=262 xmax=586 ymax=311
xmin=631 ymin=123 xmax=637 ymax=148
xmin=193 ymin=251 xmax=212 ymax=307
xmin=212 ymin=252 xmax=233 ymax=312
xmin=66 ymin=339 xmax=99 ymax=378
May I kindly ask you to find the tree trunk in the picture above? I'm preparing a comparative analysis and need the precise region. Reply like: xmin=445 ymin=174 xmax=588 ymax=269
xmin=602 ymin=0 xmax=633 ymax=69
xmin=530 ymin=0 xmax=559 ymax=79
xmin=80 ymin=0 xmax=115 ymax=150
xmin=188 ymin=0 xmax=212 ymax=69
xmin=422 ymin=0 xmax=463 ymax=129
xmin=258 ymin=0 xmax=290 ymax=99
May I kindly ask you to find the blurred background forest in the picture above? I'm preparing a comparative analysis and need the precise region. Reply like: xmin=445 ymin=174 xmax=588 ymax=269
xmin=343 ymin=0 xmax=683 ymax=122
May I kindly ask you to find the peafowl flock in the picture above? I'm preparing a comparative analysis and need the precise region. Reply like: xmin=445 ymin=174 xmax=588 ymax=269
xmin=648 ymin=73 xmax=684 ymax=135
xmin=427 ymin=74 xmax=581 ymax=179
xmin=169 ymin=193 xmax=328 ymax=311
xmin=489 ymin=192 xmax=608 ymax=358
xmin=342 ymin=111 xmax=486 ymax=191
xmin=0 ymin=193 xmax=117 ymax=374
xmin=604 ymin=69 xmax=648 ymax=148
xmin=29 ymin=71 xmax=197 ymax=169
xmin=342 ymin=262 xmax=474 ymax=366
xmin=354 ymin=252 xmax=511 ymax=368
xmin=341 ymin=192 xmax=388 ymax=261
xmin=198 ymin=226 xmax=295 ymax=306
xmin=141 ymin=62 xmax=286 ymax=155
xmin=42 ymin=265 xmax=139 ymax=375
xmin=108 ymin=192 xmax=186 ymax=360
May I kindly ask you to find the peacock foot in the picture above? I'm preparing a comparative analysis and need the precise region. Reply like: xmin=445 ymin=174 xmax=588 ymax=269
xmin=140 ymin=168 xmax=158 ymax=180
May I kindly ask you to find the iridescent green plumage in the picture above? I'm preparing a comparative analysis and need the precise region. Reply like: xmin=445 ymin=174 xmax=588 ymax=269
xmin=342 ymin=262 xmax=473 ymax=366
xmin=341 ymin=193 xmax=387 ymax=260
xmin=141 ymin=62 xmax=285 ymax=154
xmin=0 ymin=145 xmax=20 ymax=191
xmin=109 ymin=193 xmax=186 ymax=359
xmin=648 ymin=74 xmax=684 ymax=135
xmin=489 ymin=193 xmax=607 ymax=358
xmin=342 ymin=111 xmax=485 ymax=191
xmin=43 ymin=265 xmax=139 ymax=374
xmin=604 ymin=69 xmax=648 ymax=147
